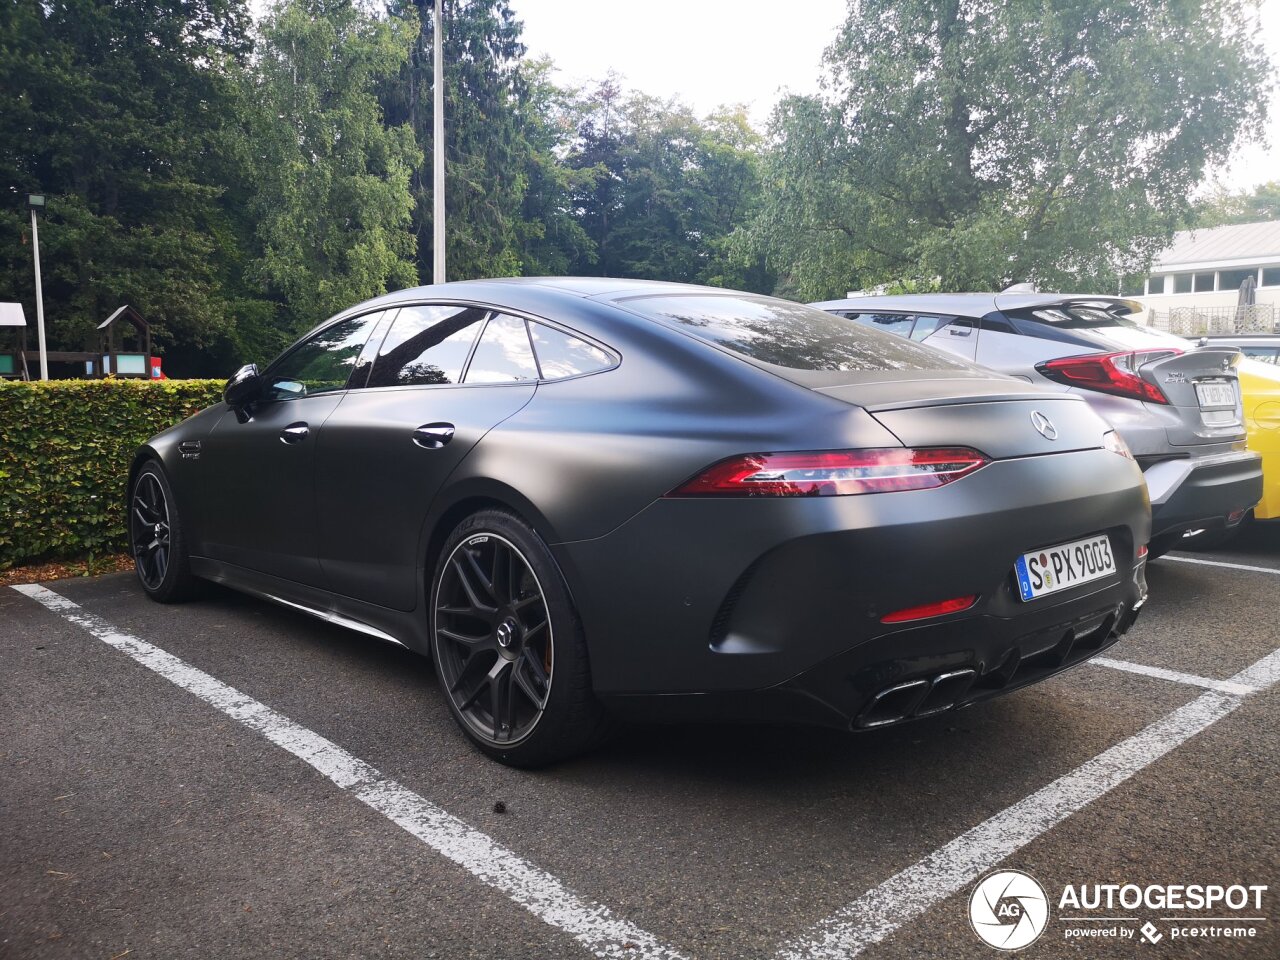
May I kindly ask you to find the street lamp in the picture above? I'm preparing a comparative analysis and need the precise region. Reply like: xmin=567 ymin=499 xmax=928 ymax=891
xmin=433 ymin=0 xmax=446 ymax=284
xmin=27 ymin=193 xmax=48 ymax=381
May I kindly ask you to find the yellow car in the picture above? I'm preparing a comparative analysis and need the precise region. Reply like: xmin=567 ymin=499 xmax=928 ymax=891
xmin=1240 ymin=358 xmax=1280 ymax=523
xmin=1181 ymin=355 xmax=1279 ymax=549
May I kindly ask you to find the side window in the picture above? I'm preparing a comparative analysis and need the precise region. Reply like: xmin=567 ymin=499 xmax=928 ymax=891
xmin=464 ymin=314 xmax=539 ymax=384
xmin=910 ymin=314 xmax=950 ymax=341
xmin=347 ymin=309 xmax=396 ymax=389
xmin=265 ymin=312 xmax=385 ymax=401
xmin=848 ymin=313 xmax=915 ymax=337
xmin=368 ymin=305 xmax=488 ymax=388
xmin=1241 ymin=347 xmax=1279 ymax=364
xmin=529 ymin=322 xmax=615 ymax=379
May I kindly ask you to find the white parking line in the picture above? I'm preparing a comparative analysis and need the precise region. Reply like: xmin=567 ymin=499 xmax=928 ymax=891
xmin=1090 ymin=656 xmax=1261 ymax=697
xmin=11 ymin=584 xmax=686 ymax=960
xmin=775 ymin=646 xmax=1280 ymax=960
xmin=1164 ymin=554 xmax=1280 ymax=576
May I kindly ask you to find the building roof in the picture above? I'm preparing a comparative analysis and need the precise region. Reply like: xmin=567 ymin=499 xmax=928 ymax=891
xmin=1154 ymin=220 xmax=1280 ymax=271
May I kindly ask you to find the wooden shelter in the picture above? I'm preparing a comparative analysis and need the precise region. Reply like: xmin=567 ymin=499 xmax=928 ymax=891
xmin=95 ymin=305 xmax=152 ymax=377
xmin=0 ymin=302 xmax=27 ymax=379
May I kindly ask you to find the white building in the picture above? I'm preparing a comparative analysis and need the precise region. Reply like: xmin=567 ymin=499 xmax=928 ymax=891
xmin=1134 ymin=220 xmax=1280 ymax=333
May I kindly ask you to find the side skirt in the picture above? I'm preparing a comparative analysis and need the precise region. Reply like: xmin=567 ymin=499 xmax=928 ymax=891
xmin=189 ymin=556 xmax=428 ymax=654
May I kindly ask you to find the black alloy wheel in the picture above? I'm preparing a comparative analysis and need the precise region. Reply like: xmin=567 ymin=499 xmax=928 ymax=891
xmin=131 ymin=469 xmax=172 ymax=590
xmin=434 ymin=532 xmax=554 ymax=745
xmin=430 ymin=510 xmax=613 ymax=766
xmin=128 ymin=462 xmax=198 ymax=602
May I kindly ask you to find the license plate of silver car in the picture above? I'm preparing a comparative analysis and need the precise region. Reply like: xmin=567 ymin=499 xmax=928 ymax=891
xmin=1194 ymin=379 xmax=1236 ymax=409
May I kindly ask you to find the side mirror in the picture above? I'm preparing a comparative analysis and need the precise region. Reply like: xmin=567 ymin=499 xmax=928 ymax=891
xmin=224 ymin=363 xmax=261 ymax=415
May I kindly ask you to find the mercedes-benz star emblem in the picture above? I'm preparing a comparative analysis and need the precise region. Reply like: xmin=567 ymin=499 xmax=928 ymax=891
xmin=496 ymin=621 xmax=515 ymax=648
xmin=1030 ymin=410 xmax=1058 ymax=440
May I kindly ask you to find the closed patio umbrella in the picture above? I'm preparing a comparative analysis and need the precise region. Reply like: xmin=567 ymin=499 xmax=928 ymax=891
xmin=1236 ymin=274 xmax=1259 ymax=331
xmin=1238 ymin=274 xmax=1257 ymax=306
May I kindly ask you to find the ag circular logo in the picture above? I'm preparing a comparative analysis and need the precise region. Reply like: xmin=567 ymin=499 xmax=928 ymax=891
xmin=969 ymin=870 xmax=1049 ymax=950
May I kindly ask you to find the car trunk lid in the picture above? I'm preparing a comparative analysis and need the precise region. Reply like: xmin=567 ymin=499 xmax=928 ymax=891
xmin=864 ymin=394 xmax=1109 ymax=460
xmin=1139 ymin=348 xmax=1246 ymax=445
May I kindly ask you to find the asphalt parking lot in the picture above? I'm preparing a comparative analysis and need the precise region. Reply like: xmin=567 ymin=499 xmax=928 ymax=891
xmin=3 ymin=526 xmax=1278 ymax=960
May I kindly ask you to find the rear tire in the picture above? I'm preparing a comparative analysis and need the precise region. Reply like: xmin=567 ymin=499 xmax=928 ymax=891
xmin=429 ymin=509 xmax=613 ymax=767
xmin=128 ymin=462 xmax=199 ymax=603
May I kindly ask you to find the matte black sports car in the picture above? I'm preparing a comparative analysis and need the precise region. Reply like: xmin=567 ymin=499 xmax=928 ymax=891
xmin=130 ymin=279 xmax=1151 ymax=765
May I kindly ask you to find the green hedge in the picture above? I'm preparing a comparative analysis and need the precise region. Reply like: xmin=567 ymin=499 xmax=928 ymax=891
xmin=0 ymin=379 xmax=225 ymax=569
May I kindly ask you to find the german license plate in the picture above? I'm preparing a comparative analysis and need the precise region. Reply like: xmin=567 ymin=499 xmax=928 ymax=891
xmin=1013 ymin=534 xmax=1115 ymax=602
xmin=1194 ymin=379 xmax=1236 ymax=409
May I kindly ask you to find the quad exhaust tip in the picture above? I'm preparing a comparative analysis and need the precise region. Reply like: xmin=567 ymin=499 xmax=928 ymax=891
xmin=856 ymin=668 xmax=977 ymax=729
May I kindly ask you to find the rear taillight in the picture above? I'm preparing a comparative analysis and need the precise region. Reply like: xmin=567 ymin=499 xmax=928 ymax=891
xmin=1037 ymin=350 xmax=1180 ymax=404
xmin=1102 ymin=430 xmax=1134 ymax=461
xmin=666 ymin=448 xmax=989 ymax=497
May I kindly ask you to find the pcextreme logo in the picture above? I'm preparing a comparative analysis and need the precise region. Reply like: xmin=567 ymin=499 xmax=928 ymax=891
xmin=969 ymin=870 xmax=1050 ymax=950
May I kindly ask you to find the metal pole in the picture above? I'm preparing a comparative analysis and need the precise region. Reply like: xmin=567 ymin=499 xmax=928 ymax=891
xmin=30 ymin=208 xmax=48 ymax=380
xmin=432 ymin=0 xmax=446 ymax=284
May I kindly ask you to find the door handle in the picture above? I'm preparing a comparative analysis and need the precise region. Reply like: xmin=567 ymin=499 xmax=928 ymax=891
xmin=280 ymin=423 xmax=310 ymax=444
xmin=413 ymin=423 xmax=455 ymax=449
xmin=948 ymin=325 xmax=972 ymax=337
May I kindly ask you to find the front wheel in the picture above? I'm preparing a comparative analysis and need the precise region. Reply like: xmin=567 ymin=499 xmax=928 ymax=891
xmin=128 ymin=462 xmax=199 ymax=602
xmin=430 ymin=509 xmax=612 ymax=767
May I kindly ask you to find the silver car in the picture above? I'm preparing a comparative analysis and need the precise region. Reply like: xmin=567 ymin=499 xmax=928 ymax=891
xmin=812 ymin=293 xmax=1263 ymax=557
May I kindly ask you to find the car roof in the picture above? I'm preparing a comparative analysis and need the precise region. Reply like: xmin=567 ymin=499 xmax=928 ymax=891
xmin=350 ymin=276 xmax=733 ymax=312
xmin=1190 ymin=333 xmax=1280 ymax=341
xmin=810 ymin=293 xmax=1144 ymax=318
xmin=307 ymin=277 xmax=782 ymax=359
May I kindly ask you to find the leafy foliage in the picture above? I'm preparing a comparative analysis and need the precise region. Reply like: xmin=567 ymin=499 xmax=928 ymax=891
xmin=1194 ymin=181 xmax=1280 ymax=228
xmin=0 ymin=380 xmax=224 ymax=568
xmin=0 ymin=0 xmax=261 ymax=359
xmin=381 ymin=0 xmax=540 ymax=280
xmin=564 ymin=79 xmax=773 ymax=290
xmin=754 ymin=0 xmax=1274 ymax=300
xmin=244 ymin=0 xmax=420 ymax=337
xmin=0 ymin=0 xmax=1272 ymax=373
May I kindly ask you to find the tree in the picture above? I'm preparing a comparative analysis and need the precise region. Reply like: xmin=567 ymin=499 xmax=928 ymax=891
xmin=564 ymin=81 xmax=769 ymax=289
xmin=0 ymin=0 xmax=257 ymax=364
xmin=754 ymin=0 xmax=1274 ymax=300
xmin=382 ymin=0 xmax=538 ymax=281
xmin=1194 ymin=181 xmax=1280 ymax=228
xmin=244 ymin=0 xmax=419 ymax=336
xmin=564 ymin=76 xmax=627 ymax=277
xmin=510 ymin=58 xmax=597 ymax=276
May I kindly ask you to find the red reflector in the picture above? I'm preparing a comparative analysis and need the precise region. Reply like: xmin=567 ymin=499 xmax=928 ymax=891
xmin=1137 ymin=544 xmax=1149 ymax=559
xmin=667 ymin=448 xmax=989 ymax=498
xmin=880 ymin=595 xmax=978 ymax=624
xmin=1037 ymin=350 xmax=1178 ymax=404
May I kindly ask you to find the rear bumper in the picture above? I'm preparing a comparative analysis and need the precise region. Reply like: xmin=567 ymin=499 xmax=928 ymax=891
xmin=557 ymin=447 xmax=1150 ymax=726
xmin=605 ymin=575 xmax=1145 ymax=730
xmin=1145 ymin=449 xmax=1263 ymax=537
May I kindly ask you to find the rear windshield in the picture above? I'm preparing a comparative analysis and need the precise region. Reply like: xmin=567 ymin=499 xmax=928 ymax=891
xmin=619 ymin=294 xmax=970 ymax=372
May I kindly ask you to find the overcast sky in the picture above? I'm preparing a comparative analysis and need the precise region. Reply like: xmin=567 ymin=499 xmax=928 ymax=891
xmin=510 ymin=0 xmax=1280 ymax=193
